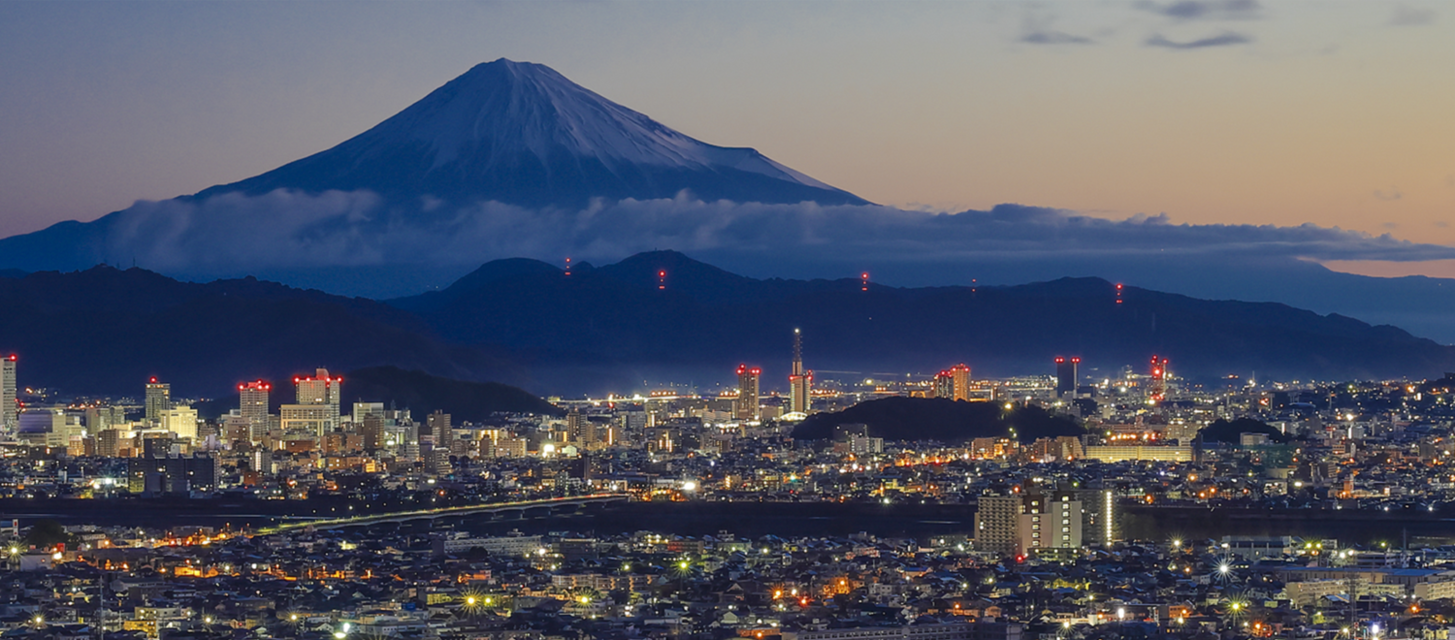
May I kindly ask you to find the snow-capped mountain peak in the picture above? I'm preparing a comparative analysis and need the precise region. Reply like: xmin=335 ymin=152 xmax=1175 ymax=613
xmin=206 ymin=58 xmax=864 ymax=206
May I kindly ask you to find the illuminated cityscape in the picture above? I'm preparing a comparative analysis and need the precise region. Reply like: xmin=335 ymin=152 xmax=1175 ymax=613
xmin=5 ymin=348 xmax=1455 ymax=639
xmin=3 ymin=3 xmax=1454 ymax=640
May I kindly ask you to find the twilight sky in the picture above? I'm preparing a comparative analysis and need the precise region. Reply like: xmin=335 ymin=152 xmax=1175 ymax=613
xmin=1 ymin=1 xmax=1452 ymax=278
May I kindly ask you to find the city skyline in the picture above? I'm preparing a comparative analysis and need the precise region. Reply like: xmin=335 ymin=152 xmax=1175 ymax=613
xmin=5 ymin=5 xmax=1455 ymax=639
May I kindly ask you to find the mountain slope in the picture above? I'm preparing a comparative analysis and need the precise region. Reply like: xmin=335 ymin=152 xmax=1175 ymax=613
xmin=392 ymin=251 xmax=1455 ymax=384
xmin=0 ymin=254 xmax=1450 ymax=398
xmin=339 ymin=366 xmax=563 ymax=419
xmin=202 ymin=59 xmax=866 ymax=208
xmin=0 ymin=267 xmax=522 ymax=397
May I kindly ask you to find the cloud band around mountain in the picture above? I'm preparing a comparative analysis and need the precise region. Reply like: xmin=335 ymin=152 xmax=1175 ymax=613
xmin=81 ymin=189 xmax=1455 ymax=273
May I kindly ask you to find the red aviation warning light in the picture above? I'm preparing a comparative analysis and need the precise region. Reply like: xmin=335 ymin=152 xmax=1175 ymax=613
xmin=657 ymin=270 xmax=667 ymax=290
xmin=564 ymin=257 xmax=572 ymax=276
xmin=149 ymin=377 xmax=157 ymax=384
xmin=1116 ymin=283 xmax=1124 ymax=305
xmin=861 ymin=272 xmax=870 ymax=291
xmin=7 ymin=354 xmax=15 ymax=361
xmin=1055 ymin=357 xmax=1065 ymax=364
xmin=1149 ymin=355 xmax=1169 ymax=403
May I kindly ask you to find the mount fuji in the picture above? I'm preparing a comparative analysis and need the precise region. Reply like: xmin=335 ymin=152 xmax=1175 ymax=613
xmin=0 ymin=59 xmax=865 ymax=294
xmin=199 ymin=59 xmax=867 ymax=207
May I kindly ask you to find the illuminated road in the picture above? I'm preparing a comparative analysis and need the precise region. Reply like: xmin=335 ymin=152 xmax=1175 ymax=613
xmin=255 ymin=494 xmax=630 ymax=535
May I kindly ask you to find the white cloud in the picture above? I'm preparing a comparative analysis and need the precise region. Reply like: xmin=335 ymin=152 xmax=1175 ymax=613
xmin=84 ymin=190 xmax=1455 ymax=275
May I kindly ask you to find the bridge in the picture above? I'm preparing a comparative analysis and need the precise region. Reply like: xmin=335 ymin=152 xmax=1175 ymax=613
xmin=255 ymin=494 xmax=631 ymax=535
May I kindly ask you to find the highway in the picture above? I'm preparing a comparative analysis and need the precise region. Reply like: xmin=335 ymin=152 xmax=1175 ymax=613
xmin=253 ymin=493 xmax=631 ymax=535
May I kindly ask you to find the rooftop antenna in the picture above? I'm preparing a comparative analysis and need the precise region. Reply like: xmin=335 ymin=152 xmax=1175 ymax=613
xmin=792 ymin=328 xmax=803 ymax=376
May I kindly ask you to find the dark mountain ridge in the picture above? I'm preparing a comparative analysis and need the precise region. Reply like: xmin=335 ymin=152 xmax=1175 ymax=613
xmin=0 ymin=266 xmax=517 ymax=397
xmin=391 ymin=250 xmax=1455 ymax=384
xmin=1 ymin=252 xmax=1452 ymax=398
xmin=194 ymin=366 xmax=561 ymax=421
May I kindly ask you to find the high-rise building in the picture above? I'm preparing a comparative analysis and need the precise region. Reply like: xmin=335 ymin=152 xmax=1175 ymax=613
xmin=735 ymin=364 xmax=761 ymax=421
xmin=97 ymin=429 xmax=125 ymax=458
xmin=287 ymin=369 xmax=342 ymax=439
xmin=159 ymin=406 xmax=199 ymax=440
xmin=1149 ymin=356 xmax=1169 ymax=403
xmin=84 ymin=406 xmax=125 ymax=433
xmin=578 ymin=419 xmax=599 ymax=450
xmin=1 ymin=354 xmax=15 ymax=431
xmin=280 ymin=404 xmax=339 ymax=439
xmin=975 ymin=488 xmax=1084 ymax=558
xmin=933 ymin=370 xmax=954 ymax=399
xmin=1054 ymin=357 xmax=1080 ymax=397
xmin=788 ymin=329 xmax=812 ymax=414
xmin=295 ymin=368 xmax=342 ymax=405
xmin=145 ymin=378 xmax=171 ymax=423
xmin=238 ymin=380 xmax=271 ymax=440
xmin=949 ymin=363 xmax=971 ymax=401
xmin=565 ymin=409 xmax=585 ymax=441
xmin=428 ymin=410 xmax=452 ymax=450
xmin=1074 ymin=487 xmax=1118 ymax=546
xmin=360 ymin=414 xmax=385 ymax=452
xmin=127 ymin=453 xmax=219 ymax=495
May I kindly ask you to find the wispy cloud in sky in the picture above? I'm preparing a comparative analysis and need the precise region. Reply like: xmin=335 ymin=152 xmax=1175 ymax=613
xmin=1137 ymin=0 xmax=1262 ymax=21
xmin=1389 ymin=5 xmax=1437 ymax=26
xmin=1018 ymin=12 xmax=1095 ymax=45
xmin=1021 ymin=30 xmax=1095 ymax=45
xmin=1145 ymin=32 xmax=1252 ymax=49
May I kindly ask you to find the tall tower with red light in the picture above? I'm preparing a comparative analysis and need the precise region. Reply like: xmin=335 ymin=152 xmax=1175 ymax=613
xmin=735 ymin=364 xmax=762 ymax=421
xmin=1 ymin=354 xmax=16 ymax=430
xmin=1116 ymin=283 xmax=1124 ymax=305
xmin=949 ymin=363 xmax=972 ymax=401
xmin=1149 ymin=356 xmax=1168 ymax=403
xmin=238 ymin=380 xmax=272 ymax=439
xmin=860 ymin=272 xmax=869 ymax=292
xmin=1055 ymin=357 xmax=1080 ymax=397
xmin=294 ymin=368 xmax=342 ymax=405
xmin=657 ymin=270 xmax=667 ymax=290
xmin=145 ymin=377 xmax=172 ymax=423
xmin=789 ymin=328 xmax=812 ymax=414
xmin=933 ymin=370 xmax=954 ymax=399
